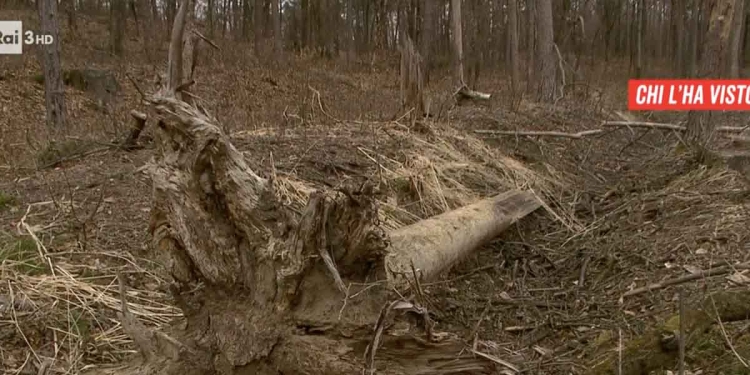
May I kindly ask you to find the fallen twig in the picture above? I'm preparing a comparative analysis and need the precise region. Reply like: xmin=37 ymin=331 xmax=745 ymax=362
xmin=603 ymin=121 xmax=747 ymax=133
xmin=474 ymin=129 xmax=604 ymax=139
xmin=622 ymin=262 xmax=750 ymax=298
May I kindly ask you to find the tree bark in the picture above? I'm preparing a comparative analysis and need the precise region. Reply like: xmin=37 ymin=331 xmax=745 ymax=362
xmin=685 ymin=0 xmax=736 ymax=155
xmin=38 ymin=0 xmax=66 ymax=129
xmin=534 ymin=0 xmax=557 ymax=102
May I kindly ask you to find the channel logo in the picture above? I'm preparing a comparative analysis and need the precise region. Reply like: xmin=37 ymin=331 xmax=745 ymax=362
xmin=0 ymin=21 xmax=55 ymax=55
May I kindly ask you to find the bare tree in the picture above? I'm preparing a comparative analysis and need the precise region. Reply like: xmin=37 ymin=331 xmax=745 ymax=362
xmin=111 ymin=0 xmax=127 ymax=56
xmin=685 ymin=0 xmax=737 ymax=155
xmin=420 ymin=0 xmax=434 ymax=85
xmin=688 ymin=0 xmax=701 ymax=76
xmin=672 ymin=0 xmax=687 ymax=76
xmin=728 ymin=0 xmax=746 ymax=77
xmin=254 ymin=0 xmax=265 ymax=57
xmin=508 ymin=0 xmax=520 ymax=104
xmin=38 ymin=0 xmax=65 ymax=129
xmin=534 ymin=0 xmax=557 ymax=102
xmin=272 ymin=0 xmax=281 ymax=59
xmin=634 ymin=0 xmax=645 ymax=78
xmin=65 ymin=0 xmax=77 ymax=32
xmin=450 ymin=0 xmax=464 ymax=87
xmin=526 ymin=0 xmax=535 ymax=93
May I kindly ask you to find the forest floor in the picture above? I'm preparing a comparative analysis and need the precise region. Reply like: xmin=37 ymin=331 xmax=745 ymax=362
xmin=1 ymin=9 xmax=750 ymax=375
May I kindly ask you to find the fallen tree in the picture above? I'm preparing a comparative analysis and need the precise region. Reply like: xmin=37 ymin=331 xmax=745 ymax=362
xmin=86 ymin=1 xmax=542 ymax=374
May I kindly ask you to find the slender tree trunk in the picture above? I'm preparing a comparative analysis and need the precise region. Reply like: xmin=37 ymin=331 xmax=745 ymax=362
xmin=138 ymin=0 xmax=154 ymax=61
xmin=207 ymin=0 xmax=214 ymax=37
xmin=686 ymin=0 xmax=736 ymax=156
xmin=450 ymin=0 xmax=464 ymax=87
xmin=65 ymin=0 xmax=77 ymax=31
xmin=688 ymin=0 xmax=701 ymax=76
xmin=254 ymin=0 xmax=264 ymax=57
xmin=272 ymin=0 xmax=281 ymax=59
xmin=729 ymin=0 xmax=746 ymax=77
xmin=420 ymin=0 xmax=434 ymax=85
xmin=111 ymin=0 xmax=126 ymax=56
xmin=534 ymin=0 xmax=556 ymax=102
xmin=526 ymin=0 xmax=535 ymax=93
xmin=673 ymin=0 xmax=686 ymax=76
xmin=635 ymin=0 xmax=645 ymax=78
xmin=38 ymin=0 xmax=66 ymax=130
xmin=508 ymin=0 xmax=520 ymax=103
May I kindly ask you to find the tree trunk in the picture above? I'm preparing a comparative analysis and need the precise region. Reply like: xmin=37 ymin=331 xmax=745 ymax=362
xmin=254 ymin=0 xmax=264 ymax=57
xmin=526 ymin=0 xmax=535 ymax=94
xmin=634 ymin=0 xmax=645 ymax=78
xmin=508 ymin=0 xmax=520 ymax=106
xmin=673 ymin=0 xmax=686 ymax=76
xmin=400 ymin=36 xmax=425 ymax=118
xmin=450 ymin=0 xmax=464 ymax=87
xmin=728 ymin=0 xmax=746 ymax=77
xmin=271 ymin=0 xmax=280 ymax=59
xmin=138 ymin=0 xmax=155 ymax=61
xmin=534 ymin=0 xmax=556 ymax=103
xmin=688 ymin=0 xmax=701 ymax=76
xmin=111 ymin=0 xmax=127 ymax=56
xmin=420 ymin=0 xmax=434 ymax=85
xmin=82 ymin=2 xmax=542 ymax=374
xmin=685 ymin=0 xmax=736 ymax=156
xmin=65 ymin=0 xmax=77 ymax=31
xmin=38 ymin=0 xmax=66 ymax=130
xmin=207 ymin=0 xmax=214 ymax=37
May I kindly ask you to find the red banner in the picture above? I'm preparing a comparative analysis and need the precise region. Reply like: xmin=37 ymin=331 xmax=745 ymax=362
xmin=628 ymin=79 xmax=750 ymax=111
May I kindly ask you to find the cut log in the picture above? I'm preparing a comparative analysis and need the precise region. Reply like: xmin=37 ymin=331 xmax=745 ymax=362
xmin=457 ymin=86 xmax=492 ymax=101
xmin=385 ymin=190 xmax=541 ymax=289
xmin=121 ymin=110 xmax=147 ymax=150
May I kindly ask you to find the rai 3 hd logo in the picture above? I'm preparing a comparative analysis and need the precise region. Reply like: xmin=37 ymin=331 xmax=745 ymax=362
xmin=0 ymin=21 xmax=55 ymax=55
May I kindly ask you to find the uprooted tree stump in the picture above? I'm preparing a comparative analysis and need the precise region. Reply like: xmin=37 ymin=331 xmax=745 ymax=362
xmin=89 ymin=1 xmax=543 ymax=374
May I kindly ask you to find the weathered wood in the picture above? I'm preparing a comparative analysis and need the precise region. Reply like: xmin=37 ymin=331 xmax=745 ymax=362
xmin=457 ymin=86 xmax=492 ymax=101
xmin=121 ymin=110 xmax=147 ymax=150
xmin=399 ymin=36 xmax=426 ymax=117
xmin=386 ymin=190 xmax=541 ymax=289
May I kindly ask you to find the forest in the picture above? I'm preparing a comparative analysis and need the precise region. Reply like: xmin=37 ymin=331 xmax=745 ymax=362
xmin=1 ymin=0 xmax=750 ymax=374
